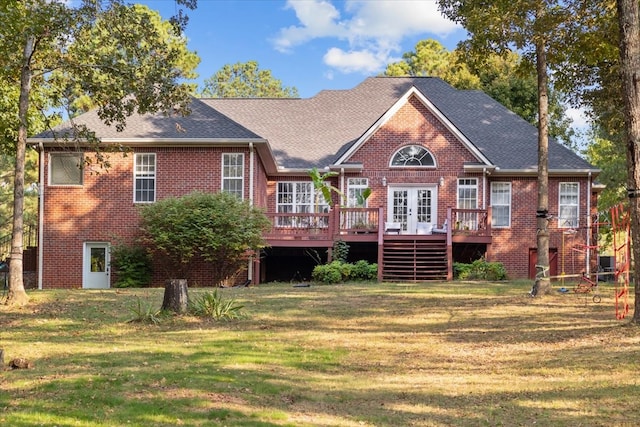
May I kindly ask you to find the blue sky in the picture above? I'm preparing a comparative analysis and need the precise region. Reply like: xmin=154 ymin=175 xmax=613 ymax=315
xmin=138 ymin=0 xmax=586 ymax=128
xmin=141 ymin=0 xmax=467 ymax=97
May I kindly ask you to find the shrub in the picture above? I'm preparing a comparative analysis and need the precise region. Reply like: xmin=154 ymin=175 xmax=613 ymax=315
xmin=312 ymin=260 xmax=378 ymax=283
xmin=139 ymin=191 xmax=271 ymax=283
xmin=312 ymin=263 xmax=343 ymax=284
xmin=454 ymin=259 xmax=507 ymax=281
xmin=110 ymin=243 xmax=153 ymax=288
xmin=332 ymin=240 xmax=349 ymax=263
xmin=189 ymin=290 xmax=245 ymax=321
xmin=352 ymin=259 xmax=378 ymax=280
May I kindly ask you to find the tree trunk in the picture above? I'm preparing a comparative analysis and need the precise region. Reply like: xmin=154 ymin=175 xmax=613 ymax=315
xmin=5 ymin=35 xmax=35 ymax=307
xmin=616 ymin=0 xmax=640 ymax=323
xmin=162 ymin=279 xmax=189 ymax=313
xmin=530 ymin=32 xmax=551 ymax=297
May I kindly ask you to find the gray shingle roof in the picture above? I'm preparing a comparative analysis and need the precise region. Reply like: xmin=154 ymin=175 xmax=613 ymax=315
xmin=34 ymin=76 xmax=596 ymax=173
xmin=36 ymin=97 xmax=261 ymax=140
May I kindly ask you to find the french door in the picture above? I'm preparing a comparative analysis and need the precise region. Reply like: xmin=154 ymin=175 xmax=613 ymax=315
xmin=388 ymin=186 xmax=437 ymax=234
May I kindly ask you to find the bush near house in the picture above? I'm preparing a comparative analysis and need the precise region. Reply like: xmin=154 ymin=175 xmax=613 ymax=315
xmin=454 ymin=258 xmax=507 ymax=281
xmin=312 ymin=260 xmax=378 ymax=284
xmin=139 ymin=191 xmax=271 ymax=285
xmin=110 ymin=243 xmax=153 ymax=288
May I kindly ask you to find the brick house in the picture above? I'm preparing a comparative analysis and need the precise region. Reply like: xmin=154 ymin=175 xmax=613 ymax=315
xmin=30 ymin=77 xmax=600 ymax=289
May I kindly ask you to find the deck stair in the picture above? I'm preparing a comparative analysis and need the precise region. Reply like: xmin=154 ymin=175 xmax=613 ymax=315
xmin=382 ymin=237 xmax=448 ymax=281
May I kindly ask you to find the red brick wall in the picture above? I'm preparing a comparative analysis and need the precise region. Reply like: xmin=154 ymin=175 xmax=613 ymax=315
xmin=42 ymin=146 xmax=268 ymax=289
xmin=487 ymin=177 xmax=592 ymax=279
xmin=346 ymin=95 xmax=481 ymax=225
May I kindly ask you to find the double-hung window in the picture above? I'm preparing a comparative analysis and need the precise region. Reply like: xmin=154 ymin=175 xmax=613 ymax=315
xmin=49 ymin=152 xmax=83 ymax=186
xmin=134 ymin=153 xmax=156 ymax=203
xmin=347 ymin=178 xmax=369 ymax=207
xmin=222 ymin=153 xmax=244 ymax=198
xmin=491 ymin=182 xmax=512 ymax=228
xmin=456 ymin=178 xmax=478 ymax=229
xmin=559 ymin=182 xmax=579 ymax=228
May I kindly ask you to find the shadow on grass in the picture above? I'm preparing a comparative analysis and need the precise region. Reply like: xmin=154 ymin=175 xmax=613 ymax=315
xmin=1 ymin=282 xmax=639 ymax=426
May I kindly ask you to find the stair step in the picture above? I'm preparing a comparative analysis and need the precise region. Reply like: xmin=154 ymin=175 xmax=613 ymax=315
xmin=382 ymin=238 xmax=449 ymax=282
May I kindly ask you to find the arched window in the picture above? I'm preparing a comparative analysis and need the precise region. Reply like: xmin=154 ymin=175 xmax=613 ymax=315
xmin=390 ymin=145 xmax=435 ymax=167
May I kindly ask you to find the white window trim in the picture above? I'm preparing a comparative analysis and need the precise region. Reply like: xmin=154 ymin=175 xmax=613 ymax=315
xmin=389 ymin=145 xmax=437 ymax=168
xmin=221 ymin=153 xmax=245 ymax=199
xmin=558 ymin=182 xmax=580 ymax=229
xmin=49 ymin=152 xmax=84 ymax=186
xmin=347 ymin=177 xmax=369 ymax=207
xmin=457 ymin=178 xmax=478 ymax=209
xmin=490 ymin=182 xmax=512 ymax=228
xmin=133 ymin=153 xmax=156 ymax=204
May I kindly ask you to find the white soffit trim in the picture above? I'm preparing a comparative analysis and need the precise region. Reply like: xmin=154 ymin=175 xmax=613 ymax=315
xmin=333 ymin=86 xmax=494 ymax=166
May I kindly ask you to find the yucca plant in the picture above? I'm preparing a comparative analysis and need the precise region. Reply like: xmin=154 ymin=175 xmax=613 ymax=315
xmin=126 ymin=297 xmax=161 ymax=325
xmin=189 ymin=290 xmax=245 ymax=321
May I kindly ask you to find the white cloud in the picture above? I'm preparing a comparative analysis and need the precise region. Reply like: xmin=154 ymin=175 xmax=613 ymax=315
xmin=272 ymin=0 xmax=460 ymax=74
xmin=566 ymin=106 xmax=590 ymax=130
xmin=323 ymin=48 xmax=385 ymax=73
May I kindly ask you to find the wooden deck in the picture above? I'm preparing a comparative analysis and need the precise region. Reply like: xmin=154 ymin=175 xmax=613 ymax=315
xmin=263 ymin=207 xmax=492 ymax=282
xmin=264 ymin=207 xmax=492 ymax=245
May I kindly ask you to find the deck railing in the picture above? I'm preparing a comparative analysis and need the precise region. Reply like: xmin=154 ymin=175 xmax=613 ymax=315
xmin=264 ymin=211 xmax=334 ymax=240
xmin=264 ymin=207 xmax=491 ymax=241
xmin=450 ymin=208 xmax=492 ymax=237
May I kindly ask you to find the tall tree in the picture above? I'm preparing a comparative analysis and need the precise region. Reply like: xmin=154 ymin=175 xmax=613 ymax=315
xmin=616 ymin=0 xmax=640 ymax=323
xmin=200 ymin=61 xmax=299 ymax=98
xmin=439 ymin=0 xmax=574 ymax=296
xmin=0 ymin=0 xmax=199 ymax=306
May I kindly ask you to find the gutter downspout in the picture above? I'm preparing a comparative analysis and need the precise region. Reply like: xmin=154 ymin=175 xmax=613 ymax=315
xmin=249 ymin=143 xmax=254 ymax=206
xmin=37 ymin=143 xmax=44 ymax=290
xmin=482 ymin=168 xmax=487 ymax=209
xmin=248 ymin=143 xmax=254 ymax=283
xmin=586 ymin=172 xmax=592 ymax=276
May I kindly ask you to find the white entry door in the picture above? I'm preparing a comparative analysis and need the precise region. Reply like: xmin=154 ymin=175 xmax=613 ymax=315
xmin=388 ymin=186 xmax=437 ymax=234
xmin=83 ymin=242 xmax=110 ymax=289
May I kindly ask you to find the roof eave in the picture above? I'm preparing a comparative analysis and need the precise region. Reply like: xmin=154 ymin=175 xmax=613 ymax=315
xmin=492 ymin=168 xmax=601 ymax=177
xmin=30 ymin=137 xmax=280 ymax=175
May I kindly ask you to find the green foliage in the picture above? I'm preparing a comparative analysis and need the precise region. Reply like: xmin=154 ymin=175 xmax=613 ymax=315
xmin=352 ymin=259 xmax=378 ymax=280
xmin=200 ymin=60 xmax=298 ymax=98
xmin=384 ymin=38 xmax=573 ymax=145
xmin=126 ymin=297 xmax=161 ymax=325
xmin=312 ymin=260 xmax=378 ymax=284
xmin=454 ymin=259 xmax=507 ymax=281
xmin=312 ymin=262 xmax=343 ymax=284
xmin=0 ymin=0 xmax=199 ymax=302
xmin=110 ymin=243 xmax=153 ymax=288
xmin=332 ymin=240 xmax=349 ymax=263
xmin=139 ymin=191 xmax=271 ymax=283
xmin=308 ymin=167 xmax=344 ymax=210
xmin=355 ymin=187 xmax=372 ymax=207
xmin=189 ymin=290 xmax=245 ymax=321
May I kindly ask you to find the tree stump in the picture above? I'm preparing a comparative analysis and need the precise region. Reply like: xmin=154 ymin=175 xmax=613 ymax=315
xmin=161 ymin=279 xmax=189 ymax=313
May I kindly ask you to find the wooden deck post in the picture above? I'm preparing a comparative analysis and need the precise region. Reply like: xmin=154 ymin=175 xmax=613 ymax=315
xmin=377 ymin=206 xmax=384 ymax=282
xmin=446 ymin=207 xmax=453 ymax=281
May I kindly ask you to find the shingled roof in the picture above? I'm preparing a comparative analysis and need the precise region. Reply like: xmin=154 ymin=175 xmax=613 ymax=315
xmin=33 ymin=76 xmax=597 ymax=174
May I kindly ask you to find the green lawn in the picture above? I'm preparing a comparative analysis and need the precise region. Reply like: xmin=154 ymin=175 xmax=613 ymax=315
xmin=1 ymin=281 xmax=639 ymax=426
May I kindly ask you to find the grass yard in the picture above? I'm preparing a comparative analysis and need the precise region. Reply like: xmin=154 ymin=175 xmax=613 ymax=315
xmin=1 ymin=281 xmax=640 ymax=426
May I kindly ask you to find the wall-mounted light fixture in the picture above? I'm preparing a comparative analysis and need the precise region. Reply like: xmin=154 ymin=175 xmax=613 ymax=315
xmin=439 ymin=176 xmax=445 ymax=187
xmin=382 ymin=176 xmax=387 ymax=187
